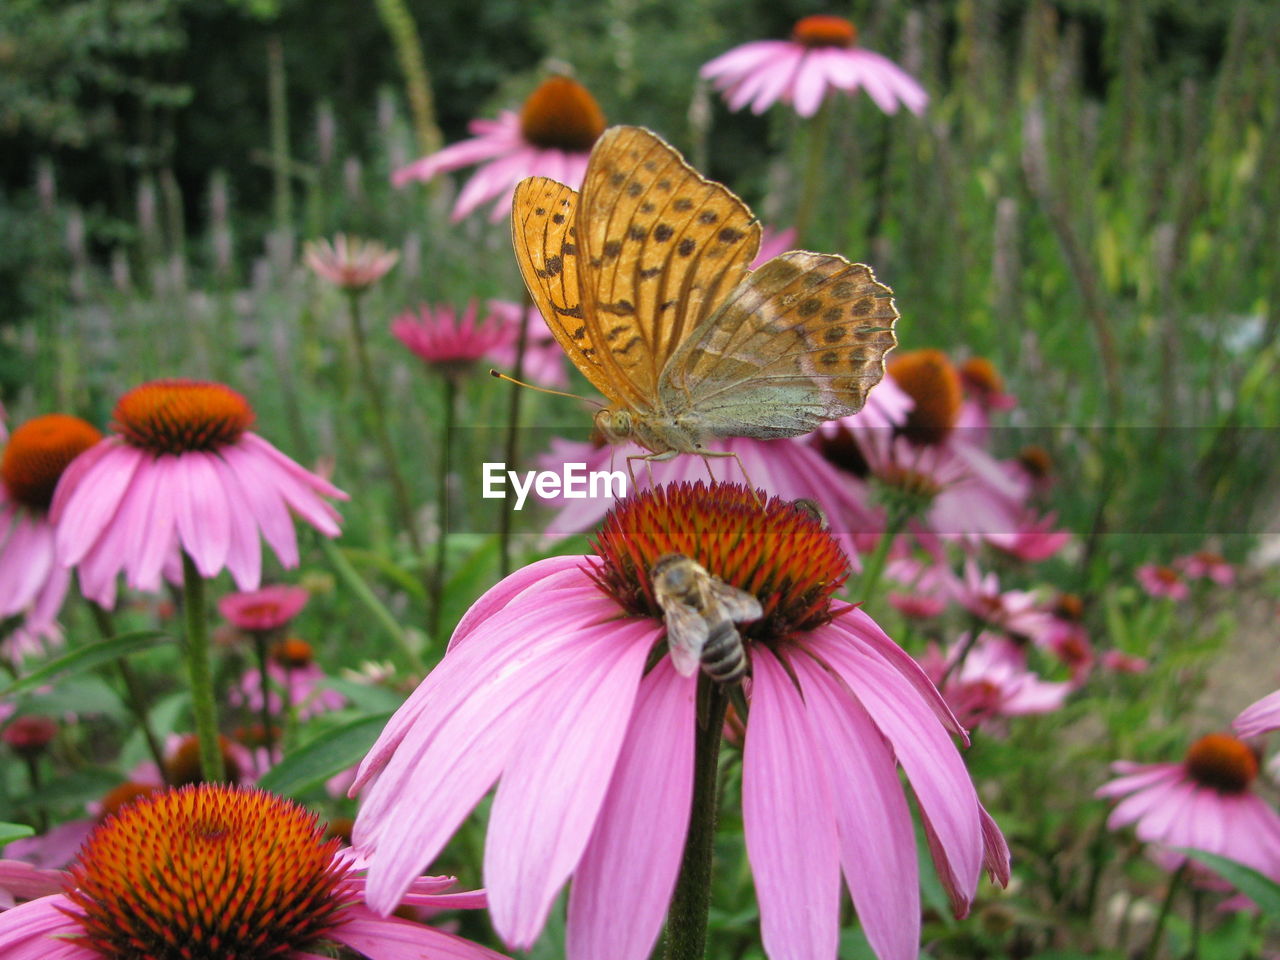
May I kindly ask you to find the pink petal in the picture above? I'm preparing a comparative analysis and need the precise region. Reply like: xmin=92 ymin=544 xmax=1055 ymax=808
xmin=333 ymin=904 xmax=509 ymax=960
xmin=745 ymin=647 xmax=840 ymax=960
xmin=566 ymin=661 xmax=697 ymax=960
xmin=485 ymin=627 xmax=654 ymax=947
xmin=791 ymin=52 xmax=834 ymax=118
xmin=0 ymin=515 xmax=54 ymax=614
xmin=790 ymin=652 xmax=920 ymax=960
xmin=450 ymin=555 xmax=587 ymax=652
xmin=809 ymin=621 xmax=982 ymax=917
xmin=1235 ymin=689 xmax=1280 ymax=738
xmin=701 ymin=41 xmax=793 ymax=81
xmin=124 ymin=456 xmax=178 ymax=591
xmin=172 ymin=453 xmax=231 ymax=578
xmin=0 ymin=895 xmax=94 ymax=959
xmin=53 ymin=442 xmax=143 ymax=565
xmin=209 ymin=457 xmax=263 ymax=590
xmin=216 ymin=443 xmax=299 ymax=568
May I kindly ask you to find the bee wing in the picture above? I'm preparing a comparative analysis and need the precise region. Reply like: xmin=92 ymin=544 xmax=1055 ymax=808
xmin=707 ymin=580 xmax=763 ymax=624
xmin=659 ymin=601 xmax=710 ymax=677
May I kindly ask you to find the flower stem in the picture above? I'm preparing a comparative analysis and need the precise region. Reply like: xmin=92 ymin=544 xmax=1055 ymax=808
xmin=252 ymin=631 xmax=276 ymax=761
xmin=498 ymin=292 xmax=533 ymax=577
xmin=857 ymin=506 xmax=907 ymax=608
xmin=181 ymin=552 xmax=225 ymax=782
xmin=88 ymin=602 xmax=169 ymax=783
xmin=428 ymin=375 xmax=457 ymax=642
xmin=795 ymin=99 xmax=834 ymax=244
xmin=664 ymin=679 xmax=728 ymax=960
xmin=1143 ymin=862 xmax=1187 ymax=960
xmin=346 ymin=290 xmax=424 ymax=557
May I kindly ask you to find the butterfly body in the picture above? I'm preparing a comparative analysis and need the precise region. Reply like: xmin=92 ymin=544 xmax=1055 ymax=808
xmin=512 ymin=125 xmax=899 ymax=458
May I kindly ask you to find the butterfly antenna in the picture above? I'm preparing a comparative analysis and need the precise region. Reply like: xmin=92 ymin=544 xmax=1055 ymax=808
xmin=488 ymin=370 xmax=605 ymax=408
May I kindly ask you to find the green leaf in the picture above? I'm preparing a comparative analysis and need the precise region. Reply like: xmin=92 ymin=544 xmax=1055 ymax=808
xmin=257 ymin=712 xmax=393 ymax=798
xmin=1178 ymin=848 xmax=1280 ymax=920
xmin=0 ymin=630 xmax=168 ymax=697
xmin=0 ymin=822 xmax=34 ymax=846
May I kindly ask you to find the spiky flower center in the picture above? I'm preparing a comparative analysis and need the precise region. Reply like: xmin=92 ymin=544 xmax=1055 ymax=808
xmin=1054 ymin=592 xmax=1083 ymax=621
xmin=97 ymin=781 xmax=162 ymax=820
xmin=1184 ymin=733 xmax=1258 ymax=794
xmin=1 ymin=414 xmax=101 ymax=511
xmin=591 ymin=482 xmax=849 ymax=644
xmin=792 ymin=15 xmax=858 ymax=48
xmin=64 ymin=784 xmax=351 ymax=960
xmin=1151 ymin=565 xmax=1181 ymax=587
xmin=889 ymin=349 xmax=964 ymax=446
xmin=960 ymin=356 xmax=1005 ymax=398
xmin=520 ymin=76 xmax=606 ymax=152
xmin=272 ymin=637 xmax=314 ymax=669
xmin=1017 ymin=444 xmax=1053 ymax=479
xmin=113 ymin=380 xmax=255 ymax=454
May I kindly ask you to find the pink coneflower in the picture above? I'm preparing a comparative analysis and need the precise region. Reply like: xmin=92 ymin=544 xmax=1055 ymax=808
xmin=0 ymin=784 xmax=500 ymax=960
xmin=1176 ymin=550 xmax=1235 ymax=585
xmin=700 ymin=15 xmax=928 ymax=118
xmin=303 ymin=234 xmax=399 ymax=291
xmin=983 ymin=510 xmax=1071 ymax=562
xmin=485 ymin=299 xmax=570 ymax=389
xmin=231 ymin=637 xmax=347 ymax=720
xmin=1136 ymin=563 xmax=1189 ymax=601
xmin=0 ymin=414 xmax=102 ymax=655
xmin=393 ymin=75 xmax=605 ymax=222
xmin=920 ymin=634 xmax=1071 ymax=731
xmin=50 ymin=379 xmax=347 ymax=609
xmin=751 ymin=225 xmax=798 ymax=268
xmin=218 ymin=583 xmax=309 ymax=633
xmin=352 ymin=483 xmax=1007 ymax=960
xmin=1234 ymin=689 xmax=1280 ymax=738
xmin=391 ymin=301 xmax=515 ymax=380
xmin=956 ymin=356 xmax=1016 ymax=439
xmin=1097 ymin=734 xmax=1280 ymax=881
xmin=950 ymin=562 xmax=1054 ymax=644
xmin=1101 ymin=650 xmax=1150 ymax=674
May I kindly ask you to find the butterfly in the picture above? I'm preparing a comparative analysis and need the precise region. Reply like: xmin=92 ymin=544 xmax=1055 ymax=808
xmin=510 ymin=125 xmax=898 ymax=467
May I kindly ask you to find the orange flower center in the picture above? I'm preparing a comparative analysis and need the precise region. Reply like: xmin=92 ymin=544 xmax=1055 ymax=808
xmin=813 ymin=422 xmax=870 ymax=478
xmin=888 ymin=349 xmax=964 ymax=446
xmin=1183 ymin=733 xmax=1258 ymax=794
xmin=113 ymin=379 xmax=255 ymax=454
xmin=1153 ymin=565 xmax=1180 ymax=586
xmin=1054 ymin=592 xmax=1084 ymax=621
xmin=272 ymin=637 xmax=315 ymax=669
xmin=1194 ymin=550 xmax=1225 ymax=566
xmin=97 ymin=781 xmax=162 ymax=821
xmin=519 ymin=76 xmax=606 ymax=152
xmin=960 ymin=356 xmax=1004 ymax=397
xmin=792 ymin=15 xmax=858 ymax=48
xmin=592 ymin=482 xmax=849 ymax=643
xmin=165 ymin=734 xmax=245 ymax=787
xmin=235 ymin=723 xmax=284 ymax=749
xmin=1017 ymin=444 xmax=1053 ymax=479
xmin=1 ymin=414 xmax=101 ymax=511
xmin=65 ymin=785 xmax=351 ymax=960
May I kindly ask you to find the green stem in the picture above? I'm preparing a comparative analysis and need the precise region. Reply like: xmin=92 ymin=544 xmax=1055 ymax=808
xmin=1143 ymin=862 xmax=1187 ymax=960
xmin=794 ymin=100 xmax=834 ymax=244
xmin=252 ymin=631 xmax=276 ymax=761
xmin=88 ymin=602 xmax=169 ymax=783
xmin=315 ymin=534 xmax=426 ymax=674
xmin=664 ymin=679 xmax=728 ymax=960
xmin=857 ymin=507 xmax=907 ymax=608
xmin=346 ymin=290 xmax=424 ymax=557
xmin=181 ymin=553 xmax=225 ymax=782
xmin=429 ymin=375 xmax=458 ymax=641
xmin=498 ymin=290 xmax=533 ymax=577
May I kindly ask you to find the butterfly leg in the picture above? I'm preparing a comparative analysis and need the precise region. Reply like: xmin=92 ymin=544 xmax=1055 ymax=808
xmin=625 ymin=451 xmax=677 ymax=495
xmin=698 ymin=450 xmax=765 ymax=505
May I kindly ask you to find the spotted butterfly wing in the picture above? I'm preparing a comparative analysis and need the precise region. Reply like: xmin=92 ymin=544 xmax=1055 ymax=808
xmin=658 ymin=251 xmax=898 ymax=438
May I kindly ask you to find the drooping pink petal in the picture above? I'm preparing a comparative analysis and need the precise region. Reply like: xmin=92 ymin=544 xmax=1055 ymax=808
xmin=450 ymin=555 xmax=587 ymax=652
xmin=791 ymin=51 xmax=835 ymax=117
xmin=52 ymin=442 xmax=143 ymax=564
xmin=484 ymin=624 xmax=655 ymax=947
xmin=209 ymin=456 xmax=263 ymax=590
xmin=0 ymin=895 xmax=94 ymax=959
xmin=979 ymin=804 xmax=1011 ymax=887
xmin=809 ymin=621 xmax=982 ymax=917
xmin=1235 ymin=689 xmax=1280 ymax=738
xmin=791 ymin=651 xmax=920 ymax=960
xmin=745 ymin=647 xmax=840 ymax=960
xmin=333 ymin=904 xmax=510 ymax=960
xmin=172 ymin=452 xmax=231 ymax=578
xmin=566 ymin=661 xmax=697 ymax=960
xmin=216 ymin=443 xmax=299 ymax=568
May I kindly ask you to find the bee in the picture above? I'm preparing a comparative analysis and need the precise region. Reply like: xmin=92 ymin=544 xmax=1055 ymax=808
xmin=650 ymin=553 xmax=762 ymax=685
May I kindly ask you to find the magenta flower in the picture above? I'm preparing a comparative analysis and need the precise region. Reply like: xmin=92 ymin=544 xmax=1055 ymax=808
xmin=950 ymin=562 xmax=1055 ymax=643
xmin=50 ymin=380 xmax=346 ymax=609
xmin=0 ymin=784 xmax=501 ymax=960
xmin=1136 ymin=563 xmax=1189 ymax=601
xmin=1176 ymin=549 xmax=1235 ymax=585
xmin=751 ymin=225 xmax=798 ymax=269
xmin=392 ymin=75 xmax=605 ymax=222
xmin=0 ymin=414 xmax=102 ymax=655
xmin=230 ymin=637 xmax=347 ymax=720
xmin=983 ymin=510 xmax=1071 ymax=562
xmin=486 ymin=299 xmax=570 ymax=389
xmin=1235 ymin=689 xmax=1280 ymax=738
xmin=701 ymin=15 xmax=927 ymax=119
xmin=218 ymin=583 xmax=310 ymax=633
xmin=1097 ymin=733 xmax=1280 ymax=881
xmin=303 ymin=234 xmax=399 ymax=291
xmin=352 ymin=483 xmax=1007 ymax=960
xmin=920 ymin=634 xmax=1071 ymax=731
xmin=0 ymin=859 xmax=62 ymax=909
xmin=391 ymin=301 xmax=515 ymax=379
